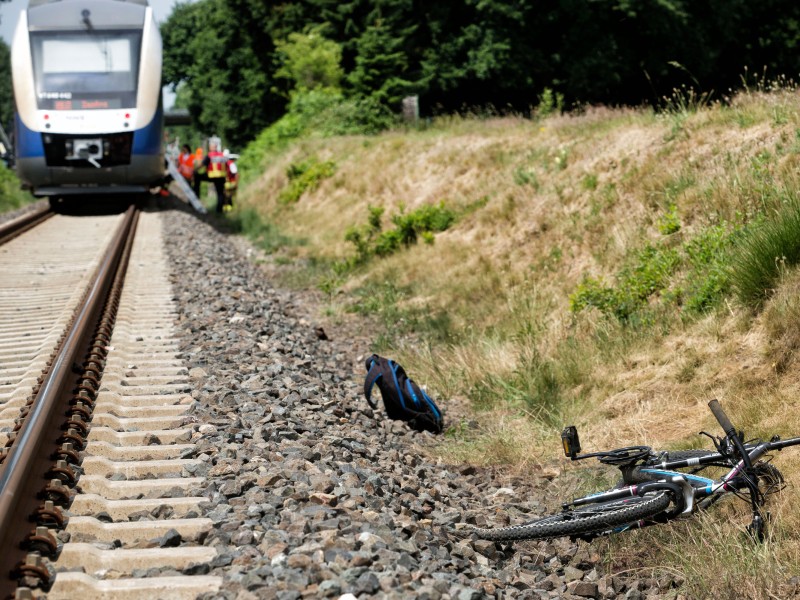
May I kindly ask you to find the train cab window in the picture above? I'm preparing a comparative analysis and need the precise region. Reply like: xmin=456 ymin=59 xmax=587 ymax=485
xmin=30 ymin=31 xmax=142 ymax=110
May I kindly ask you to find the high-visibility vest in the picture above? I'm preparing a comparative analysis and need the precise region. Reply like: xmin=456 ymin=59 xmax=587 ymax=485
xmin=177 ymin=153 xmax=194 ymax=178
xmin=226 ymin=160 xmax=238 ymax=181
xmin=225 ymin=160 xmax=238 ymax=192
xmin=207 ymin=151 xmax=226 ymax=178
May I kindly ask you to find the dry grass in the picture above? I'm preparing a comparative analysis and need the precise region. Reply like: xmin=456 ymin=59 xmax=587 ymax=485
xmin=603 ymin=485 xmax=800 ymax=600
xmin=240 ymin=89 xmax=800 ymax=595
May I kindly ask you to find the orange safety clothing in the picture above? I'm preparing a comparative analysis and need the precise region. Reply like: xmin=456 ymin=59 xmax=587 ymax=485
xmin=177 ymin=152 xmax=194 ymax=179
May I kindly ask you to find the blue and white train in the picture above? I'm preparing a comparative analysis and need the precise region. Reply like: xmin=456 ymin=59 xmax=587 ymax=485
xmin=11 ymin=0 xmax=165 ymax=199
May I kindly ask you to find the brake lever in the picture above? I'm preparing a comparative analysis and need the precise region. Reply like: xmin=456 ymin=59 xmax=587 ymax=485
xmin=699 ymin=431 xmax=728 ymax=457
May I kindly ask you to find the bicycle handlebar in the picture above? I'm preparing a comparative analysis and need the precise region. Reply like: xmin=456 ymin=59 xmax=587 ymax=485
xmin=708 ymin=399 xmax=736 ymax=437
xmin=708 ymin=399 xmax=753 ymax=470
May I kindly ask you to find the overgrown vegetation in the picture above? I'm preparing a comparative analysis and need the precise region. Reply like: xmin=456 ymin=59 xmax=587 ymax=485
xmin=605 ymin=502 xmax=800 ymax=600
xmin=0 ymin=163 xmax=36 ymax=213
xmin=731 ymin=206 xmax=800 ymax=307
xmin=343 ymin=202 xmax=456 ymax=266
xmin=570 ymin=219 xmax=741 ymax=322
xmin=234 ymin=30 xmax=394 ymax=184
xmin=234 ymin=87 xmax=800 ymax=598
xmin=279 ymin=158 xmax=337 ymax=204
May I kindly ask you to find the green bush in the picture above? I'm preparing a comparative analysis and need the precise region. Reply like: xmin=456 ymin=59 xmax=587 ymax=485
xmin=569 ymin=245 xmax=680 ymax=321
xmin=535 ymin=87 xmax=564 ymax=118
xmin=0 ymin=163 xmax=35 ymax=213
xmin=344 ymin=201 xmax=457 ymax=266
xmin=238 ymin=90 xmax=394 ymax=185
xmin=278 ymin=158 xmax=336 ymax=204
xmin=732 ymin=205 xmax=800 ymax=307
xmin=389 ymin=202 xmax=456 ymax=245
xmin=681 ymin=223 xmax=738 ymax=312
xmin=570 ymin=276 xmax=624 ymax=317
xmin=237 ymin=111 xmax=307 ymax=181
xmin=657 ymin=203 xmax=681 ymax=235
xmin=571 ymin=221 xmax=740 ymax=322
xmin=373 ymin=229 xmax=404 ymax=257
xmin=307 ymin=94 xmax=395 ymax=136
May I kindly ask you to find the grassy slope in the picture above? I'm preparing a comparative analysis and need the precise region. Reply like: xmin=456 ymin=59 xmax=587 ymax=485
xmin=240 ymin=91 xmax=800 ymax=599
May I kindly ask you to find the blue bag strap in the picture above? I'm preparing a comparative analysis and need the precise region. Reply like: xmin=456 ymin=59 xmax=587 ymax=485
xmin=389 ymin=360 xmax=407 ymax=409
xmin=419 ymin=386 xmax=442 ymax=420
xmin=407 ymin=380 xmax=442 ymax=420
xmin=405 ymin=380 xmax=423 ymax=409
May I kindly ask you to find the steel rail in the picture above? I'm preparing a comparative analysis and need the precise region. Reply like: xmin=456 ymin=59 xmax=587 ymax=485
xmin=0 ymin=205 xmax=53 ymax=246
xmin=0 ymin=205 xmax=139 ymax=599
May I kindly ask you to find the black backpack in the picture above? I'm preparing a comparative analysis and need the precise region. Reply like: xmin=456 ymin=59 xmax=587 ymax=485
xmin=363 ymin=354 xmax=444 ymax=434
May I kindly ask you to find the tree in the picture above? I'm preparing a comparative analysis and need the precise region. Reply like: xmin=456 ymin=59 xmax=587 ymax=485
xmin=160 ymin=0 xmax=800 ymax=149
xmin=0 ymin=39 xmax=12 ymax=134
xmin=347 ymin=13 xmax=418 ymax=106
xmin=273 ymin=26 xmax=344 ymax=95
xmin=161 ymin=0 xmax=284 ymax=148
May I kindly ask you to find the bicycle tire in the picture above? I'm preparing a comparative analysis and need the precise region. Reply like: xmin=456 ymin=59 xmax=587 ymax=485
xmin=470 ymin=491 xmax=672 ymax=542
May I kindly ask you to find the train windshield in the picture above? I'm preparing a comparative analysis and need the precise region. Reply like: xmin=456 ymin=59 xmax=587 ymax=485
xmin=30 ymin=31 xmax=142 ymax=110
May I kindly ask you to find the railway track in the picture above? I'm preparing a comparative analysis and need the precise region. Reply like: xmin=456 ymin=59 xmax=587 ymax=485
xmin=0 ymin=205 xmax=53 ymax=246
xmin=0 ymin=206 xmax=221 ymax=599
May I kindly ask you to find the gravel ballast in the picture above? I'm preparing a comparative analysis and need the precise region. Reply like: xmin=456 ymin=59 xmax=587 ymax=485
xmin=160 ymin=203 xmax=684 ymax=600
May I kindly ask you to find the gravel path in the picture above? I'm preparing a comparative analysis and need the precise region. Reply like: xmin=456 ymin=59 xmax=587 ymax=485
xmin=159 ymin=201 xmax=681 ymax=600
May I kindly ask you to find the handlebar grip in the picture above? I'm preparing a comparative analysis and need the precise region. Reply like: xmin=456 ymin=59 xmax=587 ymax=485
xmin=708 ymin=399 xmax=736 ymax=436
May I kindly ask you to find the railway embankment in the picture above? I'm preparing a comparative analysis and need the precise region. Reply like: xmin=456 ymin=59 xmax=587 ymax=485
xmin=161 ymin=203 xmax=687 ymax=599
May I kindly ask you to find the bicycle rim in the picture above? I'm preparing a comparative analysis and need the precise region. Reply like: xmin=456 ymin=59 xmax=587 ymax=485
xmin=470 ymin=492 xmax=672 ymax=542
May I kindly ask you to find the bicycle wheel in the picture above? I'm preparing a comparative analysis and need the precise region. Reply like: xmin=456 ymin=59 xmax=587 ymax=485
xmin=470 ymin=491 xmax=672 ymax=542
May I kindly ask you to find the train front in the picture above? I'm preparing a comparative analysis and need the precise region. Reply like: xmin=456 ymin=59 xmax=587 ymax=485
xmin=11 ymin=0 xmax=164 ymax=197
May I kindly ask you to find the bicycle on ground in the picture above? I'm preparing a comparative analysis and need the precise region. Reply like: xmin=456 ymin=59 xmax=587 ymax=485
xmin=468 ymin=400 xmax=800 ymax=542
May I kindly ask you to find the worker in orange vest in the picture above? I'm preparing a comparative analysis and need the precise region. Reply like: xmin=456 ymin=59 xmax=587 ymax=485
xmin=177 ymin=144 xmax=195 ymax=187
xmin=201 ymin=137 xmax=227 ymax=214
